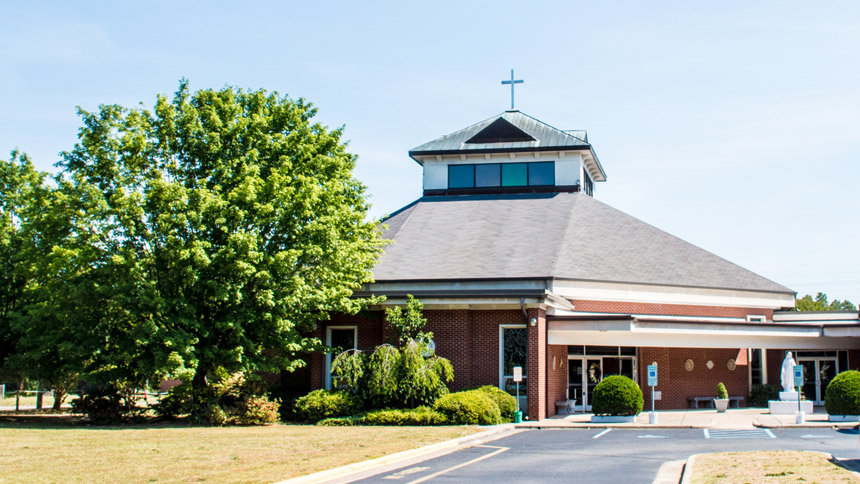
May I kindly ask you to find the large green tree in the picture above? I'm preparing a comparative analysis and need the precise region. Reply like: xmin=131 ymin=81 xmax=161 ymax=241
xmin=795 ymin=292 xmax=856 ymax=311
xmin=57 ymin=81 xmax=384 ymax=409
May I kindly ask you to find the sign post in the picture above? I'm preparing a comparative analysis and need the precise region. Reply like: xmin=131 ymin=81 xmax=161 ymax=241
xmin=513 ymin=366 xmax=523 ymax=423
xmin=794 ymin=364 xmax=805 ymax=424
xmin=647 ymin=363 xmax=658 ymax=424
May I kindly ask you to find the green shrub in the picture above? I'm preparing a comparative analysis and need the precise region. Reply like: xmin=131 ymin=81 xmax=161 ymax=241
xmin=716 ymin=382 xmax=729 ymax=399
xmin=71 ymin=385 xmax=141 ymax=424
xmin=235 ymin=396 xmax=281 ymax=425
xmin=475 ymin=386 xmax=517 ymax=420
xmin=154 ymin=383 xmax=193 ymax=419
xmin=825 ymin=370 xmax=860 ymax=415
xmin=361 ymin=406 xmax=448 ymax=426
xmin=748 ymin=384 xmax=781 ymax=407
xmin=317 ymin=416 xmax=361 ymax=426
xmin=433 ymin=390 xmax=501 ymax=425
xmin=591 ymin=375 xmax=643 ymax=416
xmin=293 ymin=389 xmax=362 ymax=423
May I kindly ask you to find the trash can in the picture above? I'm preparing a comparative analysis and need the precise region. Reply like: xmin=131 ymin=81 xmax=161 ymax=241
xmin=513 ymin=410 xmax=523 ymax=423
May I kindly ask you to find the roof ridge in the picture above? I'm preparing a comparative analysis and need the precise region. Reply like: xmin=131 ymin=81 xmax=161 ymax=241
xmin=578 ymin=195 xmax=794 ymax=293
xmin=548 ymin=193 xmax=581 ymax=276
xmin=508 ymin=111 xmax=589 ymax=145
xmin=379 ymin=197 xmax=423 ymax=240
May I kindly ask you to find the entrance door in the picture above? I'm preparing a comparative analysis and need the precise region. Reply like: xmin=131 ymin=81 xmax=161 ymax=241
xmin=568 ymin=355 xmax=637 ymax=411
xmin=798 ymin=358 xmax=838 ymax=405
xmin=568 ymin=359 xmax=583 ymax=408
xmin=585 ymin=359 xmax=602 ymax=410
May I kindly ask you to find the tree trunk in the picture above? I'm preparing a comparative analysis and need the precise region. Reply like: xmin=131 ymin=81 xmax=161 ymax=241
xmin=190 ymin=366 xmax=209 ymax=419
xmin=52 ymin=389 xmax=66 ymax=411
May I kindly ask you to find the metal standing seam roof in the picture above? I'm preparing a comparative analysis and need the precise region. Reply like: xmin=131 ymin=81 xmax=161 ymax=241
xmin=373 ymin=192 xmax=794 ymax=295
xmin=409 ymin=111 xmax=591 ymax=155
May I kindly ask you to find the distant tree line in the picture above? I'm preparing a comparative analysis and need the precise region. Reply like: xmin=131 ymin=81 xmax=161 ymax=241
xmin=795 ymin=292 xmax=856 ymax=312
xmin=0 ymin=81 xmax=384 ymax=419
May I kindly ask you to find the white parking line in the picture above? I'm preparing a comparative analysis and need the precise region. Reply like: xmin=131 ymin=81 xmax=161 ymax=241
xmin=764 ymin=429 xmax=776 ymax=439
xmin=703 ymin=429 xmax=710 ymax=439
xmin=637 ymin=435 xmax=665 ymax=439
xmin=406 ymin=445 xmax=508 ymax=484
xmin=802 ymin=434 xmax=833 ymax=439
xmin=593 ymin=429 xmax=612 ymax=439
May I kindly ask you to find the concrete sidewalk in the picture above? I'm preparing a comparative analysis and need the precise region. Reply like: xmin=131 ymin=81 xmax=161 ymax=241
xmin=516 ymin=407 xmax=860 ymax=430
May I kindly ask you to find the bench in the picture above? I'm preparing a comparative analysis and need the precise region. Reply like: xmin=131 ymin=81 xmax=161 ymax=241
xmin=688 ymin=396 xmax=743 ymax=409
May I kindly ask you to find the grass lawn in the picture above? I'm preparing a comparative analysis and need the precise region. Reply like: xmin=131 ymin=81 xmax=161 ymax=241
xmin=690 ymin=450 xmax=860 ymax=483
xmin=0 ymin=416 xmax=480 ymax=484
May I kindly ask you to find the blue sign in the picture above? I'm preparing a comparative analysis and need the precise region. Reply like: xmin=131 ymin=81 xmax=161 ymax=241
xmin=794 ymin=365 xmax=803 ymax=387
xmin=647 ymin=364 xmax=658 ymax=386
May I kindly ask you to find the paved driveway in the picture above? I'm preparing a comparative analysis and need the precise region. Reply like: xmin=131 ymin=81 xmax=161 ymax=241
xmin=350 ymin=427 xmax=860 ymax=483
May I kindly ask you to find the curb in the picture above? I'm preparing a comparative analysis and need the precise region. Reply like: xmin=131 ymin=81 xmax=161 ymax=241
xmin=652 ymin=459 xmax=685 ymax=484
xmin=753 ymin=420 xmax=859 ymax=429
xmin=679 ymin=454 xmax=698 ymax=484
xmin=275 ymin=424 xmax=517 ymax=484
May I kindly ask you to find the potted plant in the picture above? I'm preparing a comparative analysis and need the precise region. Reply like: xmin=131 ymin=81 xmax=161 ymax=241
xmin=714 ymin=382 xmax=729 ymax=413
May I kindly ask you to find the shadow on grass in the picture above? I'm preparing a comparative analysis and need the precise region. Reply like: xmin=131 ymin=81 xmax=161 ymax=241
xmin=0 ymin=412 xmax=311 ymax=430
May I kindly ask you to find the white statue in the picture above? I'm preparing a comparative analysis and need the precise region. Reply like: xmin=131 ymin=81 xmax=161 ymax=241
xmin=780 ymin=351 xmax=797 ymax=392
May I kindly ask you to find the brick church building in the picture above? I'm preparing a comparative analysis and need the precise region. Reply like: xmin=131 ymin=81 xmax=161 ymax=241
xmin=294 ymin=109 xmax=860 ymax=421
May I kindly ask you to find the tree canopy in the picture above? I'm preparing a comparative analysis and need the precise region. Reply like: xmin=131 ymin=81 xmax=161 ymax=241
xmin=795 ymin=292 xmax=856 ymax=312
xmin=1 ymin=81 xmax=385 ymax=415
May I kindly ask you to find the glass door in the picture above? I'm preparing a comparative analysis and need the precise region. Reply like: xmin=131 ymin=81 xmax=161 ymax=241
xmin=568 ymin=359 xmax=583 ymax=409
xmin=816 ymin=358 xmax=837 ymax=405
xmin=585 ymin=359 xmax=602 ymax=410
xmin=798 ymin=358 xmax=838 ymax=405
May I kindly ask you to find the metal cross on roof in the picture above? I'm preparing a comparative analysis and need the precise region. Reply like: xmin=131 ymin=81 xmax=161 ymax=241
xmin=501 ymin=69 xmax=524 ymax=110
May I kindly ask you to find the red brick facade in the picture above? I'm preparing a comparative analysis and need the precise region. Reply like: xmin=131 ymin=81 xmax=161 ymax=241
xmin=288 ymin=301 xmax=855 ymax=421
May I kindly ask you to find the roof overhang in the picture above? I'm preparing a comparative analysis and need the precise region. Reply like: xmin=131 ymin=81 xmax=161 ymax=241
xmin=356 ymin=279 xmax=575 ymax=311
xmin=547 ymin=315 xmax=860 ymax=349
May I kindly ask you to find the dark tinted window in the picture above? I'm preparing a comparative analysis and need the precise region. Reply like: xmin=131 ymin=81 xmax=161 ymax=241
xmin=501 ymin=163 xmax=527 ymax=186
xmin=475 ymin=164 xmax=501 ymax=187
xmin=330 ymin=328 xmax=355 ymax=352
xmin=528 ymin=162 xmax=554 ymax=186
xmin=448 ymin=165 xmax=474 ymax=188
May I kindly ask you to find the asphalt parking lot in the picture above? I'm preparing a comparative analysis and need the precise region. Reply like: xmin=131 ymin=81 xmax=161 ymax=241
xmin=349 ymin=427 xmax=860 ymax=483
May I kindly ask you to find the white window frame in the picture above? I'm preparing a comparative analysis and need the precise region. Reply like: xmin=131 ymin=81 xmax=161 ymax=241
xmin=747 ymin=315 xmax=767 ymax=323
xmin=325 ymin=326 xmax=357 ymax=389
xmin=499 ymin=324 xmax=527 ymax=390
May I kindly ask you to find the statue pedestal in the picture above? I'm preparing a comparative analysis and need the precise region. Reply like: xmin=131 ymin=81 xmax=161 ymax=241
xmin=779 ymin=391 xmax=799 ymax=401
xmin=769 ymin=399 xmax=813 ymax=415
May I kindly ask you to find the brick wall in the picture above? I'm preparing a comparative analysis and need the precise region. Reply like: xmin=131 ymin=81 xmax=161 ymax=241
xmin=571 ymin=300 xmax=774 ymax=319
xmin=639 ymin=347 xmax=750 ymax=410
xmin=299 ymin=308 xmax=532 ymax=394
xmin=547 ymin=344 xmax=569 ymax=417
xmin=527 ymin=308 xmax=547 ymax=420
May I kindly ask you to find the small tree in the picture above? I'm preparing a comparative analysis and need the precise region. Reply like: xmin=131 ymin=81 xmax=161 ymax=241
xmin=385 ymin=295 xmax=431 ymax=345
xmin=332 ymin=296 xmax=453 ymax=408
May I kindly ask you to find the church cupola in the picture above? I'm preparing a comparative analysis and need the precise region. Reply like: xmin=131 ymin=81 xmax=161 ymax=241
xmin=408 ymin=110 xmax=606 ymax=197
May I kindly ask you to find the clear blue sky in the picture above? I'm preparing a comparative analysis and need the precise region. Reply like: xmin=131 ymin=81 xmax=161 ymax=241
xmin=3 ymin=1 xmax=859 ymax=303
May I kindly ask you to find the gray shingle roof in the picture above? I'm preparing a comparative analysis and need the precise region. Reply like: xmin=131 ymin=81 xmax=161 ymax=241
xmin=374 ymin=192 xmax=793 ymax=294
xmin=409 ymin=111 xmax=591 ymax=156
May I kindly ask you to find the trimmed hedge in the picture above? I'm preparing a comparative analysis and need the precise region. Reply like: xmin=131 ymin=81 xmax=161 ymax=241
xmin=591 ymin=375 xmax=643 ymax=416
xmin=748 ymin=384 xmax=781 ymax=407
xmin=433 ymin=390 xmax=501 ymax=425
xmin=825 ymin=370 xmax=860 ymax=416
xmin=317 ymin=416 xmax=362 ymax=426
xmin=475 ymin=386 xmax=517 ymax=420
xmin=716 ymin=382 xmax=729 ymax=399
xmin=293 ymin=389 xmax=362 ymax=423
xmin=361 ymin=407 xmax=448 ymax=426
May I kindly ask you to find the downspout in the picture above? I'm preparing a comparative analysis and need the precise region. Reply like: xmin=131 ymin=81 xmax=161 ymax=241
xmin=520 ymin=297 xmax=529 ymax=323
